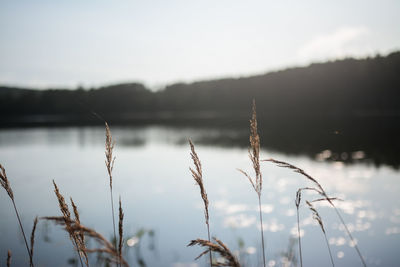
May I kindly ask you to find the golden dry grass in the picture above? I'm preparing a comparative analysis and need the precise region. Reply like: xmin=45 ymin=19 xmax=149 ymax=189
xmin=188 ymin=237 xmax=240 ymax=267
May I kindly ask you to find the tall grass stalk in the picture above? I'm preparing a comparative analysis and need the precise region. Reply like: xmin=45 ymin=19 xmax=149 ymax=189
xmin=0 ymin=164 xmax=34 ymax=267
xmin=237 ymin=100 xmax=266 ymax=267
xmin=189 ymin=139 xmax=212 ymax=266
xmin=264 ymin=158 xmax=366 ymax=267
xmin=105 ymin=122 xmax=117 ymax=252
xmin=332 ymin=206 xmax=365 ymax=266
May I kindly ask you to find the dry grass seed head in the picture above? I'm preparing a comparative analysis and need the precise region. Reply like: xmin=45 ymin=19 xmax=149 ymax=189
xmin=70 ymin=198 xmax=81 ymax=224
xmin=306 ymin=200 xmax=325 ymax=233
xmin=70 ymin=198 xmax=89 ymax=266
xmin=189 ymin=139 xmax=209 ymax=224
xmin=71 ymin=198 xmax=85 ymax=247
xmin=52 ymin=182 xmax=88 ymax=266
xmin=238 ymin=100 xmax=262 ymax=197
xmin=105 ymin=122 xmax=116 ymax=189
xmin=53 ymin=181 xmax=71 ymax=227
xmin=295 ymin=189 xmax=302 ymax=208
xmin=0 ymin=164 xmax=14 ymax=200
xmin=249 ymin=100 xmax=262 ymax=195
xmin=188 ymin=238 xmax=240 ymax=267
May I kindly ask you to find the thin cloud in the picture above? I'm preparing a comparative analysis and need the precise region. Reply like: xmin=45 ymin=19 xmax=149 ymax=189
xmin=298 ymin=26 xmax=372 ymax=62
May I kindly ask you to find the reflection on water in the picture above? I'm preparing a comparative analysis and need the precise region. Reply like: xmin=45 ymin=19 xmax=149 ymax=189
xmin=2 ymin=121 xmax=400 ymax=169
xmin=0 ymin=126 xmax=399 ymax=266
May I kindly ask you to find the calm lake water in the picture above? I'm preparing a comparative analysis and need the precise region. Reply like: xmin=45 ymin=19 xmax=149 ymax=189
xmin=0 ymin=126 xmax=399 ymax=267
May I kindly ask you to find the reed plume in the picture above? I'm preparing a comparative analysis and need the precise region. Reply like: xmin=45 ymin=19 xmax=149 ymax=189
xmin=7 ymin=250 xmax=11 ymax=267
xmin=237 ymin=100 xmax=266 ymax=267
xmin=118 ymin=196 xmax=124 ymax=267
xmin=105 ymin=122 xmax=117 ymax=251
xmin=0 ymin=164 xmax=34 ymax=267
xmin=189 ymin=139 xmax=212 ymax=266
xmin=188 ymin=238 xmax=240 ymax=267
xmin=264 ymin=158 xmax=366 ymax=267
xmin=30 ymin=217 xmax=38 ymax=267
xmin=43 ymin=216 xmax=129 ymax=267
xmin=53 ymin=180 xmax=84 ymax=267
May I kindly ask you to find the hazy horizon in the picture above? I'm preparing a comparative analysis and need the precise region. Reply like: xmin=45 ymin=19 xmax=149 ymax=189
xmin=1 ymin=0 xmax=399 ymax=90
xmin=2 ymin=51 xmax=398 ymax=91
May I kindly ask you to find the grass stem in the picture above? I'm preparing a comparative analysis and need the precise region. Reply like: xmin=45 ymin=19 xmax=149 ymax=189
xmin=323 ymin=228 xmax=335 ymax=267
xmin=258 ymin=196 xmax=266 ymax=267
xmin=110 ymin=188 xmax=117 ymax=251
xmin=12 ymin=200 xmax=34 ymax=267
xmin=333 ymin=206 xmax=366 ymax=267
xmin=207 ymin=222 xmax=212 ymax=266
xmin=296 ymin=207 xmax=303 ymax=267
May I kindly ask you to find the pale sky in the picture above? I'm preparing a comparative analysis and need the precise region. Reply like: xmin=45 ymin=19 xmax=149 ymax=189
xmin=0 ymin=0 xmax=399 ymax=90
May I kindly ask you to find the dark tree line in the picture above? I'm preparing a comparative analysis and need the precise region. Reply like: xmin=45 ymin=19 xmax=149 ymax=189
xmin=1 ymin=51 xmax=399 ymax=125
xmin=1 ymin=52 xmax=400 ymax=167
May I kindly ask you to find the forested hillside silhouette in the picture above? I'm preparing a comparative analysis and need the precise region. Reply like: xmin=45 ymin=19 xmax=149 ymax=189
xmin=1 ymin=52 xmax=399 ymax=123
xmin=1 ymin=52 xmax=399 ymax=167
